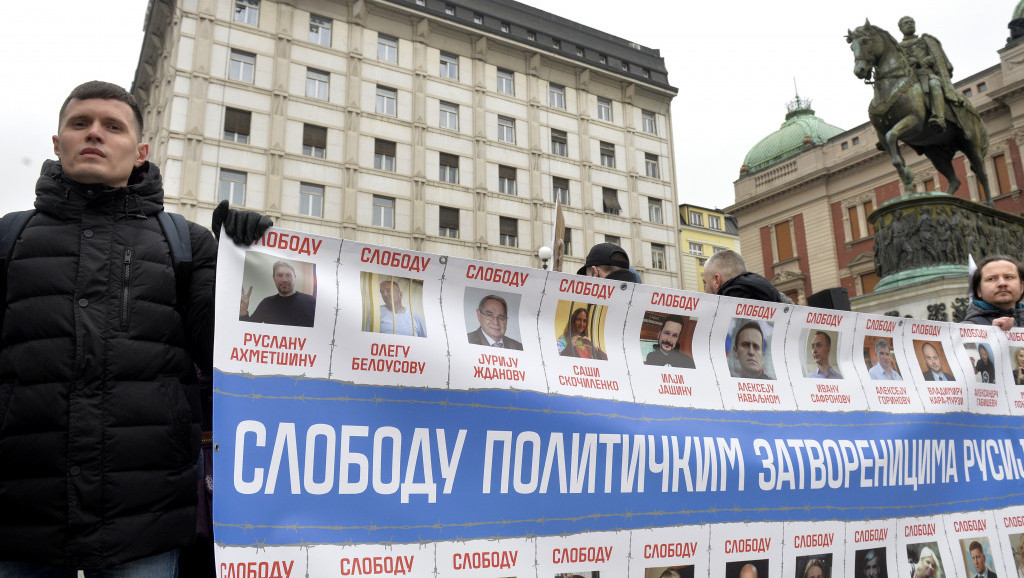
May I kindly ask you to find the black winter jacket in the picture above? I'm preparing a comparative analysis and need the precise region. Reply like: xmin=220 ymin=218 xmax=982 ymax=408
xmin=717 ymin=272 xmax=787 ymax=303
xmin=0 ymin=160 xmax=217 ymax=569
xmin=963 ymin=299 xmax=1024 ymax=327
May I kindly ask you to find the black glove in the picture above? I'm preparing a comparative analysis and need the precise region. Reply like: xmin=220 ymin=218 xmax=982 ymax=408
xmin=212 ymin=200 xmax=273 ymax=246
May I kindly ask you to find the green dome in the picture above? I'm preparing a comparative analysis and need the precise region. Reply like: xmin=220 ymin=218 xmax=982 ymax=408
xmin=1014 ymin=0 xmax=1024 ymax=20
xmin=742 ymin=96 xmax=845 ymax=175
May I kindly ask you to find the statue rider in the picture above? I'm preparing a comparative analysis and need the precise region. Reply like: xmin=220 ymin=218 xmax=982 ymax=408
xmin=897 ymin=16 xmax=964 ymax=131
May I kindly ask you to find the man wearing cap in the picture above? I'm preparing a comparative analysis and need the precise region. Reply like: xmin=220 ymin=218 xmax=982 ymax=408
xmin=578 ymin=242 xmax=640 ymax=282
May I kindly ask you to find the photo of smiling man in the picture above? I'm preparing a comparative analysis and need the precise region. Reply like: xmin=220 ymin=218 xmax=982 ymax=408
xmin=467 ymin=294 xmax=523 ymax=350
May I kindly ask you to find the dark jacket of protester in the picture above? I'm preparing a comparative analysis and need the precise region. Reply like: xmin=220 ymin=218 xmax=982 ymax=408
xmin=0 ymin=160 xmax=217 ymax=569
xmin=717 ymin=271 xmax=786 ymax=303
xmin=963 ymin=299 xmax=1024 ymax=327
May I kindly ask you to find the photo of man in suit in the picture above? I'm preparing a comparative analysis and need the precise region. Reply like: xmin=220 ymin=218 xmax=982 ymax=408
xmin=467 ymin=294 xmax=523 ymax=350
xmin=920 ymin=342 xmax=954 ymax=381
xmin=967 ymin=540 xmax=997 ymax=578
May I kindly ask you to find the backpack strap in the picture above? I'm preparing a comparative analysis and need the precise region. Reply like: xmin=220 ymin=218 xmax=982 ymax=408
xmin=0 ymin=210 xmax=37 ymax=328
xmin=156 ymin=211 xmax=193 ymax=317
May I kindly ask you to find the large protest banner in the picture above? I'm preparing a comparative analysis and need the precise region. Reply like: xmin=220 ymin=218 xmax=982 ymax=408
xmin=214 ymin=229 xmax=1024 ymax=578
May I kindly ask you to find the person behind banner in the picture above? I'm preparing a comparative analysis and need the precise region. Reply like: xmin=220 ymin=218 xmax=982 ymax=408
xmin=557 ymin=307 xmax=607 ymax=359
xmin=730 ymin=320 xmax=771 ymax=379
xmin=467 ymin=294 xmax=523 ymax=350
xmin=920 ymin=342 xmax=954 ymax=381
xmin=378 ymin=278 xmax=427 ymax=337
xmin=1014 ymin=349 xmax=1024 ymax=386
xmin=869 ymin=339 xmax=903 ymax=380
xmin=964 ymin=255 xmax=1024 ymax=330
xmin=969 ymin=540 xmax=997 ymax=578
xmin=644 ymin=315 xmax=695 ymax=368
xmin=239 ymin=260 xmax=316 ymax=327
xmin=970 ymin=343 xmax=995 ymax=384
xmin=809 ymin=331 xmax=842 ymax=379
xmin=703 ymin=249 xmax=788 ymax=303
xmin=910 ymin=545 xmax=945 ymax=578
xmin=577 ymin=242 xmax=640 ymax=283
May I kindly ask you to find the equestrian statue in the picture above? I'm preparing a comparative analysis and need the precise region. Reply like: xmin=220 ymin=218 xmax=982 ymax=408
xmin=847 ymin=17 xmax=990 ymax=199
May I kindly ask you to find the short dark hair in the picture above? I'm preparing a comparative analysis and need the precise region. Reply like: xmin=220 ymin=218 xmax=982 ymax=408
xmin=477 ymin=294 xmax=508 ymax=312
xmin=971 ymin=255 xmax=1024 ymax=298
xmin=814 ymin=331 xmax=831 ymax=348
xmin=272 ymin=260 xmax=295 ymax=275
xmin=59 ymin=81 xmax=144 ymax=139
xmin=733 ymin=320 xmax=764 ymax=349
xmin=969 ymin=540 xmax=983 ymax=554
xmin=663 ymin=315 xmax=685 ymax=328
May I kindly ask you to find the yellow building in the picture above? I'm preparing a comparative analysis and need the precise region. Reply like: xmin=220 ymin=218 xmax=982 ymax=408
xmin=678 ymin=204 xmax=740 ymax=293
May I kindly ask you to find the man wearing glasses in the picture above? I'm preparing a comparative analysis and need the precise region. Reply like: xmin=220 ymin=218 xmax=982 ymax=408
xmin=467 ymin=295 xmax=523 ymax=350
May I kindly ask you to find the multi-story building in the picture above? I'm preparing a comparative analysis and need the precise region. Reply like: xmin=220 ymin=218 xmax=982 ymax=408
xmin=727 ymin=7 xmax=1024 ymax=311
xmin=132 ymin=0 xmax=681 ymax=285
xmin=677 ymin=204 xmax=739 ymax=293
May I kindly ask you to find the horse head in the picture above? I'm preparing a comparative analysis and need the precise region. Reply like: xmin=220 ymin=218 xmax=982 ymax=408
xmin=847 ymin=20 xmax=883 ymax=82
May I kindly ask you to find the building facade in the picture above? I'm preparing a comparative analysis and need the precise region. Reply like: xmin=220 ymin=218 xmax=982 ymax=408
xmin=677 ymin=204 xmax=740 ymax=293
xmin=132 ymin=0 xmax=681 ymax=285
xmin=728 ymin=10 xmax=1024 ymax=314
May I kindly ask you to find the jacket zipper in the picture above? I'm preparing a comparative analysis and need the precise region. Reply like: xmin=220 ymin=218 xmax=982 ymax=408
xmin=121 ymin=248 xmax=133 ymax=330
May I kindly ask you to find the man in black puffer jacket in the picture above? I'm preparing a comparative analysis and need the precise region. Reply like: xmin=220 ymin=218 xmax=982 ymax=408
xmin=702 ymin=249 xmax=789 ymax=303
xmin=0 ymin=81 xmax=269 ymax=575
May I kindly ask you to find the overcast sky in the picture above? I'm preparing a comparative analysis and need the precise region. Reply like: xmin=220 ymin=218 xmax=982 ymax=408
xmin=0 ymin=0 xmax=1012 ymax=217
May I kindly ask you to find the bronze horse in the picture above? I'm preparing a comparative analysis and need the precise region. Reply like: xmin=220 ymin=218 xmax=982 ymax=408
xmin=847 ymin=21 xmax=990 ymax=199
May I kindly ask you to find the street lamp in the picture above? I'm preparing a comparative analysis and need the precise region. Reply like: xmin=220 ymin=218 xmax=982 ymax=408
xmin=538 ymin=246 xmax=552 ymax=270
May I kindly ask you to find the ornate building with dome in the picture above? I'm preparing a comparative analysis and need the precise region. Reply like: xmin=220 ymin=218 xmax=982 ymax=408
xmin=727 ymin=9 xmax=1024 ymax=319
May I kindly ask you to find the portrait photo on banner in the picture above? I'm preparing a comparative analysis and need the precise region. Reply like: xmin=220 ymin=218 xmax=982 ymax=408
xmin=360 ymin=272 xmax=428 ymax=338
xmin=645 ymin=565 xmax=695 ymax=578
xmin=794 ymin=553 xmax=832 ymax=578
xmin=1013 ymin=346 xmax=1024 ymax=386
xmin=957 ymin=537 xmax=996 ymax=578
xmin=1009 ymin=532 xmax=1024 ymax=578
xmin=639 ymin=310 xmax=697 ymax=368
xmin=463 ymin=288 xmax=524 ymax=350
xmin=238 ymin=252 xmax=317 ymax=328
xmin=863 ymin=335 xmax=903 ymax=381
xmin=555 ymin=572 xmax=599 ymax=578
xmin=963 ymin=342 xmax=996 ymax=384
xmin=802 ymin=329 xmax=842 ymax=379
xmin=725 ymin=558 xmax=770 ymax=578
xmin=724 ymin=318 xmax=775 ymax=380
xmin=913 ymin=340 xmax=955 ymax=382
xmin=554 ymin=300 xmax=609 ymax=360
xmin=907 ymin=542 xmax=946 ymax=578
xmin=854 ymin=547 xmax=888 ymax=578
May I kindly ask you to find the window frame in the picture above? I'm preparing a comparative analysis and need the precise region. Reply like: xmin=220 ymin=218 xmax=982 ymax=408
xmin=549 ymin=84 xmax=565 ymax=109
xmin=308 ymin=14 xmax=332 ymax=46
xmin=641 ymin=110 xmax=657 ymax=134
xmin=439 ymin=52 xmax=459 ymax=80
xmin=499 ymin=216 xmax=518 ymax=247
xmin=597 ymin=97 xmax=612 ymax=121
xmin=645 ymin=153 xmax=660 ymax=179
xmin=299 ymin=182 xmax=324 ymax=218
xmin=498 ymin=165 xmax=517 ymax=195
xmin=599 ymin=141 xmax=615 ymax=168
xmin=377 ymin=34 xmax=398 ymax=63
xmin=305 ymin=68 xmax=330 ymax=100
xmin=552 ymin=177 xmax=570 ymax=205
xmin=439 ymin=101 xmax=459 ymax=130
xmin=496 ymin=69 xmax=515 ymax=96
xmin=651 ymin=243 xmax=667 ymax=270
xmin=234 ymin=0 xmax=259 ymax=25
xmin=228 ymin=50 xmax=256 ymax=83
xmin=439 ymin=206 xmax=459 ymax=238
xmin=373 ymin=139 xmax=396 ymax=172
xmin=218 ymin=168 xmax=247 ymax=205
xmin=439 ymin=152 xmax=459 ymax=184
xmin=497 ymin=116 xmax=515 ymax=144
xmin=688 ymin=211 xmax=702 ymax=227
xmin=223 ymin=107 xmax=251 ymax=143
xmin=708 ymin=215 xmax=721 ymax=230
xmin=602 ymin=187 xmax=621 ymax=215
xmin=372 ymin=195 xmax=395 ymax=228
xmin=551 ymin=129 xmax=567 ymax=157
xmin=375 ymin=85 xmax=397 ymax=116
xmin=302 ymin=123 xmax=327 ymax=158
xmin=648 ymin=198 xmax=663 ymax=224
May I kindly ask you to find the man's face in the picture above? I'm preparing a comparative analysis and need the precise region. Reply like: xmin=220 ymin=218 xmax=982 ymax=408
xmin=923 ymin=344 xmax=942 ymax=373
xmin=734 ymin=326 xmax=765 ymax=377
xmin=702 ymin=269 xmax=719 ymax=294
xmin=659 ymin=321 xmax=683 ymax=353
xmin=380 ymin=282 xmax=403 ymax=310
xmin=739 ymin=564 xmax=757 ymax=578
xmin=573 ymin=311 xmax=589 ymax=335
xmin=864 ymin=555 xmax=880 ymax=578
xmin=899 ymin=17 xmax=916 ymax=36
xmin=812 ymin=333 xmax=831 ymax=367
xmin=477 ymin=299 xmax=508 ymax=341
xmin=877 ymin=344 xmax=893 ymax=370
xmin=972 ymin=547 xmax=986 ymax=574
xmin=977 ymin=260 xmax=1024 ymax=310
xmin=273 ymin=265 xmax=295 ymax=295
xmin=53 ymin=98 xmax=147 ymax=188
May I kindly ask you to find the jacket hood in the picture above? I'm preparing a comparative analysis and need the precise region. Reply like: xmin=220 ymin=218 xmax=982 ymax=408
xmin=34 ymin=159 xmax=165 ymax=220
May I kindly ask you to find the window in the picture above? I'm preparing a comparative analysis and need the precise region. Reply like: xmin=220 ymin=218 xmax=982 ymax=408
xmin=651 ymin=243 xmax=666 ymax=270
xmin=642 ymin=110 xmax=656 ymax=134
xmin=552 ymin=177 xmax=569 ymax=205
xmin=372 ymin=195 xmax=395 ymax=228
xmin=688 ymin=211 xmax=702 ymax=227
xmin=841 ymin=141 xmax=849 ymax=151
xmin=552 ymin=39 xmax=561 ymax=50
xmin=708 ymin=215 xmax=721 ymax=230
xmin=861 ymin=271 xmax=880 ymax=294
xmin=923 ymin=178 xmax=935 ymax=192
xmin=223 ymin=108 xmax=251 ymax=143
xmin=576 ymin=47 xmax=584 ymax=57
xmin=439 ymin=206 xmax=459 ymax=238
xmin=994 ymin=153 xmax=1012 ymax=195
xmin=299 ymin=183 xmax=324 ymax=217
xmin=234 ymin=0 xmax=259 ymax=25
xmin=602 ymin=188 xmax=621 ymax=215
xmin=473 ymin=13 xmax=483 ymax=24
xmin=604 ymin=234 xmax=620 ymax=246
xmin=978 ymin=82 xmax=987 ymax=93
xmin=439 ymin=101 xmax=459 ymax=130
xmin=963 ymin=88 xmax=973 ymax=98
xmin=218 ymin=169 xmax=246 ymax=205
xmin=415 ymin=0 xmax=424 ymax=5
xmin=599 ymin=54 xmax=607 ymax=64
xmin=498 ymin=116 xmax=515 ymax=144
xmin=500 ymin=21 xmax=510 ymax=33
xmin=374 ymin=139 xmax=396 ymax=171
xmin=439 ymin=153 xmax=459 ymax=184
xmin=645 ymin=153 xmax=660 ymax=178
xmin=302 ymin=124 xmax=327 ymax=158
xmin=497 ymin=69 xmax=514 ymax=95
xmin=527 ymin=30 xmax=535 ymax=41
xmin=599 ymin=141 xmax=615 ymax=168
xmin=309 ymin=14 xmax=332 ymax=46
xmin=775 ymin=221 xmax=794 ymax=262
xmin=306 ymin=68 xmax=329 ymax=100
xmin=549 ymin=84 xmax=565 ymax=109
xmin=563 ymin=228 xmax=573 ymax=256
xmin=648 ymin=198 xmax=663 ymax=224
xmin=375 ymin=86 xmax=397 ymax=116
xmin=499 ymin=217 xmax=518 ymax=247
xmin=498 ymin=165 xmax=517 ymax=195
xmin=444 ymin=3 xmax=455 ymax=15
xmin=551 ymin=129 xmax=567 ymax=156
xmin=620 ymin=61 xmax=629 ymax=71
xmin=713 ymin=246 xmax=726 ymax=254
xmin=852 ymin=136 xmax=860 ymax=145
xmin=597 ymin=97 xmax=612 ymax=121
xmin=378 ymin=35 xmax=398 ymax=63
xmin=848 ymin=205 xmax=863 ymax=240
xmin=642 ymin=68 xmax=651 ymax=79
xmin=689 ymin=242 xmax=704 ymax=256
xmin=229 ymin=50 xmax=255 ymax=83
xmin=864 ymin=201 xmax=875 ymax=235
xmin=439 ymin=52 xmax=458 ymax=79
